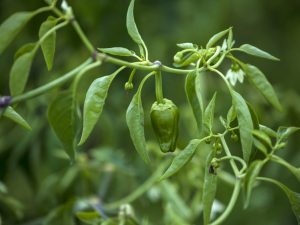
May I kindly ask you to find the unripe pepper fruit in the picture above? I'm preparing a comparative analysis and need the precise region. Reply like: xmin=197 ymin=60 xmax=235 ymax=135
xmin=150 ymin=98 xmax=179 ymax=153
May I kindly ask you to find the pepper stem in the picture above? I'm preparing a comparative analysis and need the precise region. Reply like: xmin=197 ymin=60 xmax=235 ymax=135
xmin=155 ymin=71 xmax=164 ymax=103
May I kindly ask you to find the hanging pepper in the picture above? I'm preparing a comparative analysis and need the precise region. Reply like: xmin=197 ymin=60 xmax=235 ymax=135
xmin=150 ymin=98 xmax=179 ymax=153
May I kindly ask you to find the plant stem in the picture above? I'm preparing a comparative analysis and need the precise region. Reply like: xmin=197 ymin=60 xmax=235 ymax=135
xmin=209 ymin=180 xmax=241 ymax=225
xmin=71 ymin=20 xmax=95 ymax=53
xmin=155 ymin=71 xmax=164 ymax=103
xmin=11 ymin=58 xmax=92 ymax=105
xmin=220 ymin=136 xmax=240 ymax=177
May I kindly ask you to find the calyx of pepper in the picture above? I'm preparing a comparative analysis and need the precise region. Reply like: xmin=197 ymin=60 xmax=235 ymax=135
xmin=150 ymin=98 xmax=179 ymax=153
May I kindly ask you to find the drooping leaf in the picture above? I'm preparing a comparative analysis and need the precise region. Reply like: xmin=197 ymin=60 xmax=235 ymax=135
xmin=242 ymin=64 xmax=282 ymax=111
xmin=79 ymin=67 xmax=124 ymax=145
xmin=185 ymin=70 xmax=203 ymax=133
xmin=3 ymin=106 xmax=31 ymax=130
xmin=176 ymin=43 xmax=197 ymax=49
xmin=203 ymin=92 xmax=217 ymax=135
xmin=252 ymin=130 xmax=272 ymax=148
xmin=246 ymin=102 xmax=260 ymax=130
xmin=126 ymin=0 xmax=146 ymax=57
xmin=98 ymin=47 xmax=135 ymax=57
xmin=243 ymin=160 xmax=265 ymax=208
xmin=48 ymin=92 xmax=77 ymax=161
xmin=160 ymin=139 xmax=201 ymax=180
xmin=259 ymin=124 xmax=277 ymax=138
xmin=39 ymin=16 xmax=57 ymax=70
xmin=237 ymin=44 xmax=279 ymax=61
xmin=9 ymin=45 xmax=36 ymax=96
xmin=0 ymin=11 xmax=35 ymax=54
xmin=206 ymin=27 xmax=230 ymax=48
xmin=202 ymin=151 xmax=218 ymax=225
xmin=231 ymin=90 xmax=253 ymax=163
xmin=126 ymin=73 xmax=154 ymax=164
xmin=271 ymin=155 xmax=300 ymax=183
xmin=260 ymin=177 xmax=300 ymax=224
xmin=277 ymin=126 xmax=300 ymax=143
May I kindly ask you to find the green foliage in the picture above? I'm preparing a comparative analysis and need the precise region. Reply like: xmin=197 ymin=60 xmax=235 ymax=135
xmin=0 ymin=0 xmax=299 ymax=225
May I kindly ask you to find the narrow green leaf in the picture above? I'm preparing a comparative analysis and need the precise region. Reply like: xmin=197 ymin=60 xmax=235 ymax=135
xmin=44 ymin=201 xmax=75 ymax=225
xmin=246 ymin=102 xmax=259 ymax=130
xmin=3 ymin=106 xmax=31 ymax=130
xmin=237 ymin=44 xmax=279 ymax=61
xmin=75 ymin=211 xmax=101 ymax=224
xmin=242 ymin=64 xmax=283 ymax=111
xmin=231 ymin=90 xmax=253 ymax=163
xmin=48 ymin=92 xmax=77 ymax=161
xmin=260 ymin=177 xmax=300 ymax=224
xmin=227 ymin=27 xmax=233 ymax=48
xmin=252 ymin=130 xmax=272 ymax=148
xmin=226 ymin=106 xmax=236 ymax=127
xmin=14 ymin=42 xmax=35 ymax=60
xmin=98 ymin=47 xmax=135 ymax=57
xmin=39 ymin=16 xmax=57 ymax=70
xmin=79 ymin=68 xmax=124 ymax=145
xmin=203 ymin=92 xmax=217 ymax=135
xmin=173 ymin=52 xmax=199 ymax=68
xmin=277 ymin=126 xmax=300 ymax=142
xmin=271 ymin=155 xmax=300 ymax=183
xmin=0 ymin=11 xmax=35 ymax=54
xmin=259 ymin=124 xmax=277 ymax=138
xmin=243 ymin=160 xmax=265 ymax=208
xmin=176 ymin=43 xmax=197 ymax=49
xmin=9 ymin=46 xmax=36 ymax=96
xmin=126 ymin=0 xmax=146 ymax=57
xmin=202 ymin=151 xmax=218 ymax=225
xmin=253 ymin=139 xmax=268 ymax=155
xmin=185 ymin=70 xmax=203 ymax=133
xmin=206 ymin=28 xmax=230 ymax=48
xmin=126 ymin=92 xmax=149 ymax=163
xmin=160 ymin=139 xmax=201 ymax=180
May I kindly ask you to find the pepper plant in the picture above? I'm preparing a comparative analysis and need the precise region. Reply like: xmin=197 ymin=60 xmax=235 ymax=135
xmin=0 ymin=0 xmax=299 ymax=224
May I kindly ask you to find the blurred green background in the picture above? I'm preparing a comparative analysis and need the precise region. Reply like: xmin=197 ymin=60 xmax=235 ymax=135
xmin=0 ymin=0 xmax=300 ymax=225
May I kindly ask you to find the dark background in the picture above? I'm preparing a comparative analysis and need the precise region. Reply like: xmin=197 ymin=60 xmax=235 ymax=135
xmin=0 ymin=0 xmax=300 ymax=225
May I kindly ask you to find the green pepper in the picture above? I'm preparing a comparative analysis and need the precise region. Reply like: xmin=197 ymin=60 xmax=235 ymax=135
xmin=150 ymin=98 xmax=179 ymax=153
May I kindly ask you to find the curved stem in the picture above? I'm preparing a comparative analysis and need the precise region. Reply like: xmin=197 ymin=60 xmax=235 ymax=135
xmin=209 ymin=180 xmax=241 ymax=225
xmin=71 ymin=20 xmax=95 ymax=53
xmin=220 ymin=136 xmax=240 ymax=177
xmin=11 ymin=58 xmax=93 ymax=104
xmin=217 ymin=156 xmax=247 ymax=175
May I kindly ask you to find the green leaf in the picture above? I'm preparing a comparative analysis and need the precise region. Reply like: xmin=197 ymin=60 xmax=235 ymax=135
xmin=126 ymin=74 xmax=154 ymax=164
xmin=185 ymin=70 xmax=203 ymax=133
xmin=98 ymin=47 xmax=135 ymax=57
xmin=39 ymin=16 xmax=57 ymax=70
xmin=3 ymin=106 xmax=31 ymax=130
xmin=126 ymin=0 xmax=146 ymax=57
xmin=203 ymin=92 xmax=217 ymax=135
xmin=243 ymin=160 xmax=265 ymax=208
xmin=227 ymin=27 xmax=233 ymax=48
xmin=0 ymin=11 xmax=35 ymax=54
xmin=226 ymin=106 xmax=236 ymax=127
xmin=237 ymin=44 xmax=279 ymax=61
xmin=252 ymin=130 xmax=272 ymax=148
xmin=9 ymin=45 xmax=36 ymax=96
xmin=48 ymin=92 xmax=77 ymax=161
xmin=231 ymin=90 xmax=253 ymax=163
xmin=271 ymin=155 xmax=300 ymax=183
xmin=206 ymin=27 xmax=230 ymax=48
xmin=14 ymin=42 xmax=35 ymax=60
xmin=277 ymin=126 xmax=300 ymax=142
xmin=176 ymin=43 xmax=197 ymax=49
xmin=242 ymin=64 xmax=283 ymax=111
xmin=160 ymin=139 xmax=201 ymax=180
xmin=79 ymin=68 xmax=124 ymax=145
xmin=75 ymin=211 xmax=101 ymax=224
xmin=173 ymin=52 xmax=199 ymax=68
xmin=259 ymin=124 xmax=277 ymax=138
xmin=202 ymin=151 xmax=218 ymax=225
xmin=44 ymin=201 xmax=75 ymax=225
xmin=260 ymin=177 xmax=300 ymax=224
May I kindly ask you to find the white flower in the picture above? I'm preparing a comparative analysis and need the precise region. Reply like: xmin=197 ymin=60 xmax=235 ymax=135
xmin=225 ymin=67 xmax=244 ymax=86
xmin=211 ymin=199 xmax=225 ymax=220
xmin=61 ymin=0 xmax=72 ymax=15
